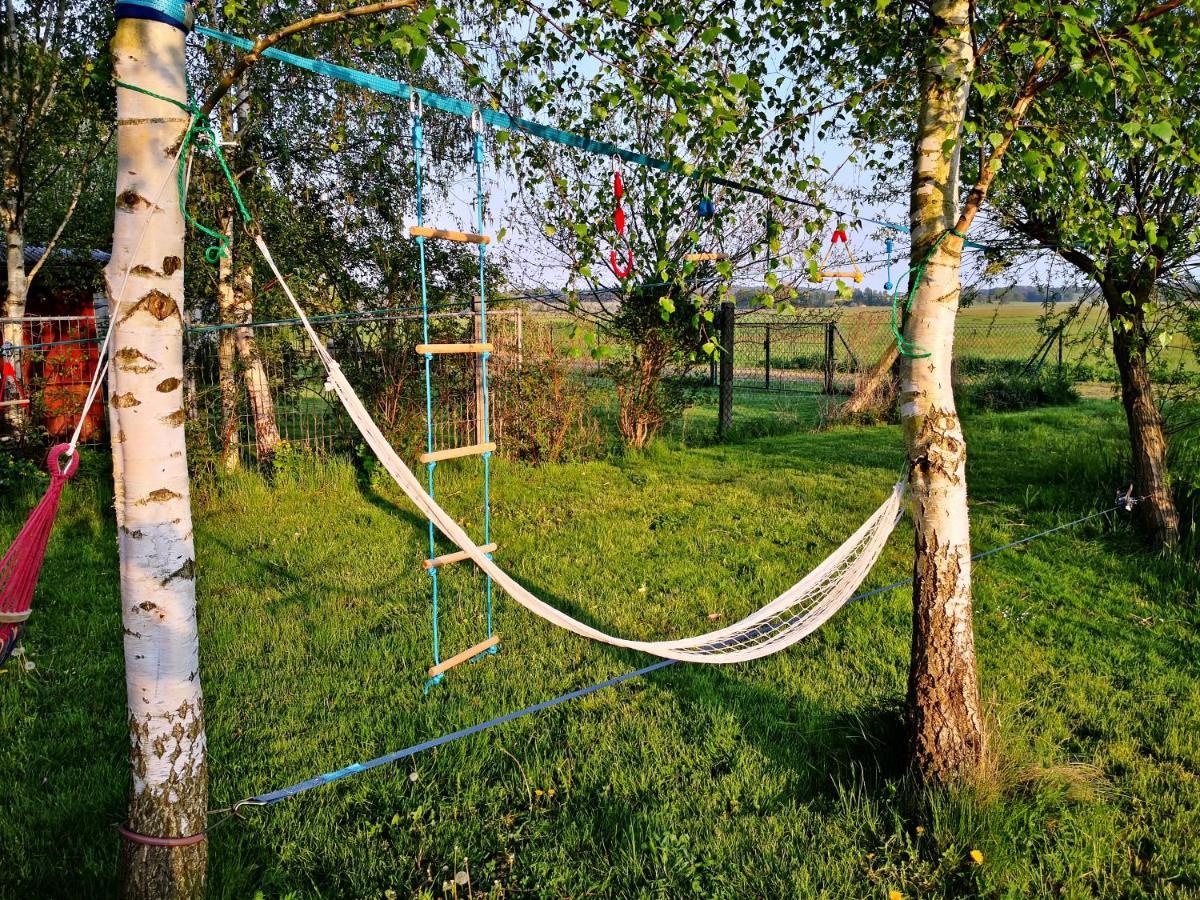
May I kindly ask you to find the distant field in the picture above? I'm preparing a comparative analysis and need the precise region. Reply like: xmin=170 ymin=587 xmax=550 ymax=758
xmin=525 ymin=302 xmax=1198 ymax=381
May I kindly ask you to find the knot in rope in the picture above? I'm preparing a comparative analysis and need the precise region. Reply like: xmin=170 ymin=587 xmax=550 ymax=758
xmin=114 ymin=79 xmax=253 ymax=264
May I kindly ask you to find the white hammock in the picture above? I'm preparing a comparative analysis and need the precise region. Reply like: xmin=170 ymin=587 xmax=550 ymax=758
xmin=254 ymin=235 xmax=907 ymax=664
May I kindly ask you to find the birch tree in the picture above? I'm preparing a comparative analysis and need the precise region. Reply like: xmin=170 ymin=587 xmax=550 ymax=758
xmin=1 ymin=0 xmax=111 ymax=421
xmin=107 ymin=11 xmax=206 ymax=896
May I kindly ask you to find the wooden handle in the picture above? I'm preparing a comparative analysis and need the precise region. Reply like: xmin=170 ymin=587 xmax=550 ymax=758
xmin=415 ymin=342 xmax=493 ymax=355
xmin=0 ymin=609 xmax=32 ymax=624
xmin=419 ymin=441 xmax=497 ymax=464
xmin=424 ymin=543 xmax=498 ymax=570
xmin=683 ymin=252 xmax=726 ymax=262
xmin=409 ymin=226 xmax=490 ymax=245
xmin=428 ymin=634 xmax=501 ymax=678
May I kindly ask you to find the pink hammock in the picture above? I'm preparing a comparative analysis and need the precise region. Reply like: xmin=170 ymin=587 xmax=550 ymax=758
xmin=0 ymin=444 xmax=78 ymax=663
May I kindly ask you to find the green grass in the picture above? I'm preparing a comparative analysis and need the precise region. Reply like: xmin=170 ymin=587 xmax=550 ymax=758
xmin=2 ymin=400 xmax=1198 ymax=897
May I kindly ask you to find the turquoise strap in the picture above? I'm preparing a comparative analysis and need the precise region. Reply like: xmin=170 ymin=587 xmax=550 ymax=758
xmin=115 ymin=0 xmax=193 ymax=32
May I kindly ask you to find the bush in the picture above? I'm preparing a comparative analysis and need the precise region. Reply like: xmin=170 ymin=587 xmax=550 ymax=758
xmin=492 ymin=334 xmax=600 ymax=464
xmin=960 ymin=375 xmax=1080 ymax=413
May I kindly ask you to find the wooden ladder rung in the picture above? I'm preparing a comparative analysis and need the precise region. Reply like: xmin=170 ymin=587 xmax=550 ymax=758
xmin=409 ymin=226 xmax=490 ymax=245
xmin=416 ymin=342 xmax=493 ymax=355
xmin=419 ymin=441 xmax=497 ymax=464
xmin=428 ymin=634 xmax=501 ymax=678
xmin=684 ymin=252 xmax=726 ymax=262
xmin=424 ymin=542 xmax=498 ymax=570
xmin=0 ymin=399 xmax=30 ymax=409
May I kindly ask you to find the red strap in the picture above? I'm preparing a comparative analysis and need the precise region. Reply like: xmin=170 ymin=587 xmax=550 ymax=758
xmin=613 ymin=170 xmax=624 ymax=201
xmin=609 ymin=248 xmax=633 ymax=279
xmin=831 ymin=229 xmax=848 ymax=244
xmin=117 ymin=825 xmax=207 ymax=848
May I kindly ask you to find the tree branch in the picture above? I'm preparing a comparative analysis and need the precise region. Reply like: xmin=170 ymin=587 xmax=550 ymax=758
xmin=197 ymin=0 xmax=420 ymax=118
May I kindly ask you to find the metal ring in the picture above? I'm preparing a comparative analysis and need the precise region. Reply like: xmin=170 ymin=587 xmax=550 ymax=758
xmin=471 ymin=107 xmax=483 ymax=134
xmin=409 ymin=92 xmax=423 ymax=117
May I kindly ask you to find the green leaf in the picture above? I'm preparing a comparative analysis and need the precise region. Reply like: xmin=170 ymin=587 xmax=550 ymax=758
xmin=1147 ymin=121 xmax=1175 ymax=143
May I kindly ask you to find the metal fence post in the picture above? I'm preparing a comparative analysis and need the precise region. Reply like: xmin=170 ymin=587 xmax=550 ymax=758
xmin=718 ymin=299 xmax=734 ymax=437
xmin=823 ymin=322 xmax=835 ymax=394
xmin=1057 ymin=326 xmax=1064 ymax=380
xmin=764 ymin=323 xmax=771 ymax=390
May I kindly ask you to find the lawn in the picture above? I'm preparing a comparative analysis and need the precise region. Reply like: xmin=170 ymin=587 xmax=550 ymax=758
xmin=1 ymin=398 xmax=1198 ymax=897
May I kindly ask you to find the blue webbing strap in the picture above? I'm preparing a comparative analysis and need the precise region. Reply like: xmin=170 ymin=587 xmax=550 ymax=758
xmin=194 ymin=25 xmax=988 ymax=243
xmin=231 ymin=498 xmax=1129 ymax=810
xmin=116 ymin=0 xmax=193 ymax=32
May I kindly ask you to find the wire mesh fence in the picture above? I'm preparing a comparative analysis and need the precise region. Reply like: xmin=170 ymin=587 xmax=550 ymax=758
xmin=185 ymin=307 xmax=526 ymax=466
xmin=3 ymin=305 xmax=1194 ymax=463
xmin=1 ymin=316 xmax=105 ymax=449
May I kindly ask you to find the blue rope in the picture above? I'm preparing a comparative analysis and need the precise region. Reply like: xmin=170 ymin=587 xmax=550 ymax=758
xmin=411 ymin=108 xmax=443 ymax=693
xmin=474 ymin=116 xmax=497 ymax=645
xmin=228 ymin=498 xmax=1131 ymax=811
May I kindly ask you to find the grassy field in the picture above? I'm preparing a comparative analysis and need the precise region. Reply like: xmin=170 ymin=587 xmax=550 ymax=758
xmin=2 ymin=397 xmax=1198 ymax=897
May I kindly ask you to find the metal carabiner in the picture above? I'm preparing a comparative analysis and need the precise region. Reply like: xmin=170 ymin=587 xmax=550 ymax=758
xmin=470 ymin=107 xmax=483 ymax=134
xmin=409 ymin=91 xmax=423 ymax=118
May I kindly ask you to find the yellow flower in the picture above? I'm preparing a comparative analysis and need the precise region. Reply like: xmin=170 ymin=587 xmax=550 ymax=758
xmin=970 ymin=849 xmax=985 ymax=865
xmin=888 ymin=891 xmax=904 ymax=900
xmin=915 ymin=826 xmax=925 ymax=835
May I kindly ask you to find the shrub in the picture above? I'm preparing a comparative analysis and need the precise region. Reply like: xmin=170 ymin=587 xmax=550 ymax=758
xmin=491 ymin=333 xmax=600 ymax=464
xmin=960 ymin=375 xmax=1080 ymax=413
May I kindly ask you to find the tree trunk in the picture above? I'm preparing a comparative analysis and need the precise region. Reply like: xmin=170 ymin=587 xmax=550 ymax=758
xmin=3 ymin=198 xmax=28 ymax=426
xmin=840 ymin=343 xmax=900 ymax=420
xmin=216 ymin=213 xmax=240 ymax=470
xmin=232 ymin=259 xmax=280 ymax=458
xmin=900 ymin=0 xmax=986 ymax=785
xmin=108 ymin=16 xmax=207 ymax=898
xmin=1103 ymin=278 xmax=1179 ymax=549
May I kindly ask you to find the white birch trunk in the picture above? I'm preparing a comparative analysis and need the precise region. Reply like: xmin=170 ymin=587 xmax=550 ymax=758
xmin=107 ymin=16 xmax=207 ymax=898
xmin=3 ymin=199 xmax=28 ymax=424
xmin=900 ymin=0 xmax=986 ymax=784
xmin=216 ymin=213 xmax=240 ymax=470
xmin=232 ymin=260 xmax=281 ymax=458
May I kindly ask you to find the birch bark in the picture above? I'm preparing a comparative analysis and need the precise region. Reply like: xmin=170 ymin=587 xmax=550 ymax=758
xmin=107 ymin=15 xmax=207 ymax=897
xmin=900 ymin=0 xmax=986 ymax=784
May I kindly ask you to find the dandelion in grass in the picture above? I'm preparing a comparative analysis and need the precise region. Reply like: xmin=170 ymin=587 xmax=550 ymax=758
xmin=970 ymin=849 xmax=985 ymax=865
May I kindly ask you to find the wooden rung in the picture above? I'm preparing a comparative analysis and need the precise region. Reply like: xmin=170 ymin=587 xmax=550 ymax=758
xmin=821 ymin=271 xmax=863 ymax=279
xmin=424 ymin=543 xmax=498 ymax=570
xmin=419 ymin=441 xmax=497 ymax=464
xmin=416 ymin=342 xmax=493 ymax=355
xmin=0 ymin=399 xmax=30 ymax=409
xmin=684 ymin=252 xmax=725 ymax=262
xmin=428 ymin=634 xmax=501 ymax=678
xmin=0 ymin=609 xmax=32 ymax=624
xmin=409 ymin=226 xmax=490 ymax=245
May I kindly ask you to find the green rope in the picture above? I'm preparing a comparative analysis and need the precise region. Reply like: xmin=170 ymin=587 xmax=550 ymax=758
xmin=889 ymin=227 xmax=966 ymax=359
xmin=115 ymin=79 xmax=252 ymax=263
